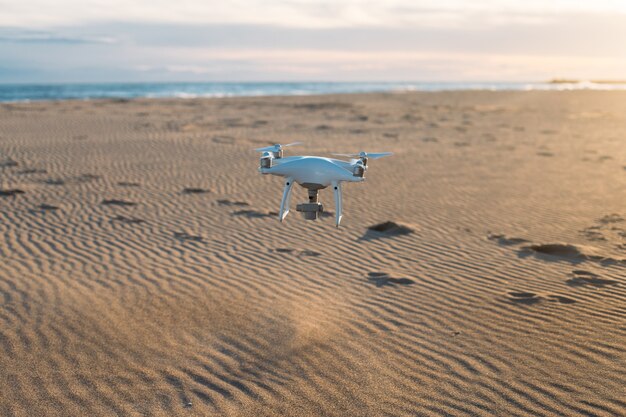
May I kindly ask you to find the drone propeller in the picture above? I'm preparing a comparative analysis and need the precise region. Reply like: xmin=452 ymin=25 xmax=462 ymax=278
xmin=332 ymin=151 xmax=393 ymax=160
xmin=254 ymin=142 xmax=302 ymax=153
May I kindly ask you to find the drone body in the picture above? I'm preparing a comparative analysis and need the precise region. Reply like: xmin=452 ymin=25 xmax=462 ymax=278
xmin=255 ymin=143 xmax=392 ymax=227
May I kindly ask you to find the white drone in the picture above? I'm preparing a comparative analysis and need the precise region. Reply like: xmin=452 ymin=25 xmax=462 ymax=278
xmin=255 ymin=142 xmax=392 ymax=227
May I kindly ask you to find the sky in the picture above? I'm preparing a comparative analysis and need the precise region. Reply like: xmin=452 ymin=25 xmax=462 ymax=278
xmin=1 ymin=0 xmax=625 ymax=83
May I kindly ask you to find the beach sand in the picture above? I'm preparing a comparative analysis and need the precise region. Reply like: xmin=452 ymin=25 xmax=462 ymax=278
xmin=1 ymin=91 xmax=625 ymax=416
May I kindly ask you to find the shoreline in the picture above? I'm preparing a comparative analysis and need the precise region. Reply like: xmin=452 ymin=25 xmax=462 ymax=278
xmin=2 ymin=87 xmax=626 ymax=105
xmin=3 ymin=81 xmax=626 ymax=103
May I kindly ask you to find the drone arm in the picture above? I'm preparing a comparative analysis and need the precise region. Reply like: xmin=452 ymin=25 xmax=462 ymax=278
xmin=279 ymin=177 xmax=295 ymax=222
xmin=332 ymin=180 xmax=343 ymax=227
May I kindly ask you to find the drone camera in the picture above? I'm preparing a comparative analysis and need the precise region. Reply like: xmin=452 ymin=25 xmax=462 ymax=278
xmin=296 ymin=202 xmax=323 ymax=220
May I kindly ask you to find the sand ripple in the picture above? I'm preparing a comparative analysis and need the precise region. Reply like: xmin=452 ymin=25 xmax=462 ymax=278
xmin=1 ymin=92 xmax=626 ymax=416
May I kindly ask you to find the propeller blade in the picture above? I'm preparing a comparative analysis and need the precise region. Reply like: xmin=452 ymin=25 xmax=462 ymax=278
xmin=332 ymin=151 xmax=393 ymax=159
xmin=332 ymin=153 xmax=359 ymax=158
xmin=254 ymin=145 xmax=278 ymax=152
xmin=254 ymin=142 xmax=302 ymax=152
xmin=367 ymin=152 xmax=393 ymax=159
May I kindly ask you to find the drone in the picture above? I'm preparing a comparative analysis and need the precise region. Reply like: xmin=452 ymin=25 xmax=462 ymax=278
xmin=255 ymin=142 xmax=392 ymax=227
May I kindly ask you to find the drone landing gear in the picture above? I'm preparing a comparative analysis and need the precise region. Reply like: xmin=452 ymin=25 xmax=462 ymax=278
xmin=332 ymin=180 xmax=343 ymax=228
xmin=279 ymin=177 xmax=294 ymax=222
xmin=280 ymin=181 xmax=342 ymax=226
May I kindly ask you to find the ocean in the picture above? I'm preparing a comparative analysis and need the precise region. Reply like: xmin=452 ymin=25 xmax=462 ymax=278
xmin=0 ymin=81 xmax=624 ymax=102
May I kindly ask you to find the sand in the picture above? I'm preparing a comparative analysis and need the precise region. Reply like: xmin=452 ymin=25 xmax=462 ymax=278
xmin=0 ymin=91 xmax=625 ymax=416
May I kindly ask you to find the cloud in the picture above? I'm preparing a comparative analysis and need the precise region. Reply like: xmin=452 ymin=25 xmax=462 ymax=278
xmin=63 ymin=14 xmax=626 ymax=56
xmin=0 ymin=10 xmax=625 ymax=83
xmin=0 ymin=29 xmax=117 ymax=44
xmin=0 ymin=0 xmax=624 ymax=28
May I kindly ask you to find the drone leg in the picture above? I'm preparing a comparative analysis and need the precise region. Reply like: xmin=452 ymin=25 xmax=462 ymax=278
xmin=332 ymin=180 xmax=343 ymax=227
xmin=279 ymin=177 xmax=294 ymax=222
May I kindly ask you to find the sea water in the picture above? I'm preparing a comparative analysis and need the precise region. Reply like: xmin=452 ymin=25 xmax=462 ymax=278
xmin=1 ymin=81 xmax=624 ymax=102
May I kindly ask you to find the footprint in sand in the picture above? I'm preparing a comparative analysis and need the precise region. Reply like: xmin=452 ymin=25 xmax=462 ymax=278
xmin=0 ymin=159 xmax=18 ymax=168
xmin=295 ymin=102 xmax=353 ymax=111
xmin=402 ymin=114 xmax=423 ymax=123
xmin=579 ymin=226 xmax=605 ymax=242
xmin=489 ymin=231 xmax=625 ymax=266
xmin=17 ymin=168 xmax=47 ymax=175
xmin=101 ymin=199 xmax=137 ymax=207
xmin=272 ymin=248 xmax=322 ymax=257
xmin=0 ymin=189 xmax=25 ymax=197
xmin=42 ymin=174 xmax=100 ymax=185
xmin=30 ymin=204 xmax=59 ymax=213
xmin=43 ymin=178 xmax=66 ymax=186
xmin=212 ymin=136 xmax=235 ymax=144
xmin=368 ymin=272 xmax=415 ymax=288
xmin=507 ymin=291 xmax=576 ymax=305
xmin=507 ymin=291 xmax=542 ymax=305
xmin=487 ymin=233 xmax=529 ymax=246
xmin=217 ymin=199 xmax=249 ymax=207
xmin=519 ymin=243 xmax=594 ymax=264
xmin=182 ymin=187 xmax=210 ymax=195
xmin=566 ymin=270 xmax=619 ymax=288
xmin=298 ymin=250 xmax=321 ymax=257
xmin=520 ymin=243 xmax=626 ymax=266
xmin=579 ymin=214 xmax=624 ymax=244
xmin=117 ymin=181 xmax=141 ymax=187
xmin=275 ymin=248 xmax=295 ymax=253
xmin=528 ymin=244 xmax=582 ymax=257
xmin=75 ymin=173 xmax=101 ymax=183
xmin=546 ymin=295 xmax=577 ymax=304
xmin=218 ymin=117 xmax=244 ymax=128
xmin=112 ymin=215 xmax=145 ymax=224
xmin=597 ymin=214 xmax=623 ymax=225
xmin=174 ymin=232 xmax=203 ymax=242
xmin=232 ymin=209 xmax=273 ymax=218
